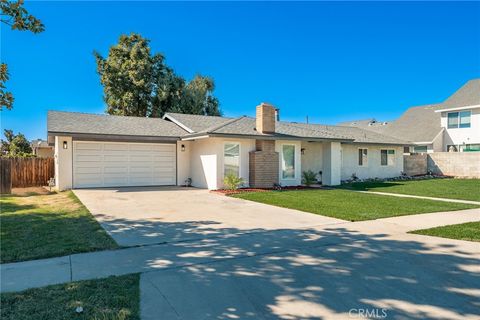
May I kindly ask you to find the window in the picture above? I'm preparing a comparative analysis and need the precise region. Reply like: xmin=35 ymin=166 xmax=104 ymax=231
xmin=281 ymin=144 xmax=295 ymax=179
xmin=448 ymin=111 xmax=471 ymax=129
xmin=358 ymin=148 xmax=368 ymax=166
xmin=413 ymin=146 xmax=428 ymax=153
xmin=381 ymin=149 xmax=395 ymax=166
xmin=459 ymin=111 xmax=471 ymax=128
xmin=224 ymin=143 xmax=240 ymax=177
xmin=447 ymin=145 xmax=458 ymax=152
xmin=464 ymin=144 xmax=480 ymax=152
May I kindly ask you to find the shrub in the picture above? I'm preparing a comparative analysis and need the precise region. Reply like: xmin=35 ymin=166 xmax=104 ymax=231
xmin=223 ymin=174 xmax=244 ymax=190
xmin=302 ymin=170 xmax=317 ymax=186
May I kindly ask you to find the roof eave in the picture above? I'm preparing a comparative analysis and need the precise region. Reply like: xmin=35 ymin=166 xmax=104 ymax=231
xmin=48 ymin=131 xmax=180 ymax=142
xmin=435 ymin=104 xmax=480 ymax=113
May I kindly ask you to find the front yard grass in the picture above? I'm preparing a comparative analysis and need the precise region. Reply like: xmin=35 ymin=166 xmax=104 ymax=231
xmin=0 ymin=191 xmax=118 ymax=263
xmin=233 ymin=189 xmax=478 ymax=221
xmin=0 ymin=274 xmax=139 ymax=320
xmin=410 ymin=221 xmax=480 ymax=242
xmin=338 ymin=178 xmax=480 ymax=202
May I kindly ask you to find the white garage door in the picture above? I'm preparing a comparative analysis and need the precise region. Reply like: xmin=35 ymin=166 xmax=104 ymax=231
xmin=73 ymin=141 xmax=176 ymax=188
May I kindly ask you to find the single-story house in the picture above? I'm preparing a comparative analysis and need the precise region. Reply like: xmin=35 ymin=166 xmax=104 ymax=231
xmin=47 ymin=104 xmax=409 ymax=190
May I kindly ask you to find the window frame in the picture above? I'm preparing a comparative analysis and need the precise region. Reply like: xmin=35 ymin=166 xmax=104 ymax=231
xmin=459 ymin=111 xmax=471 ymax=128
xmin=448 ymin=111 xmax=471 ymax=129
xmin=413 ymin=145 xmax=428 ymax=153
xmin=380 ymin=149 xmax=396 ymax=166
xmin=223 ymin=141 xmax=241 ymax=178
xmin=281 ymin=144 xmax=296 ymax=180
xmin=358 ymin=148 xmax=368 ymax=167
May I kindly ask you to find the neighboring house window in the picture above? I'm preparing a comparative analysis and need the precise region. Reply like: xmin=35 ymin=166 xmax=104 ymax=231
xmin=358 ymin=148 xmax=368 ymax=166
xmin=459 ymin=111 xmax=471 ymax=128
xmin=224 ymin=143 xmax=240 ymax=177
xmin=447 ymin=145 xmax=458 ymax=152
xmin=281 ymin=144 xmax=295 ymax=179
xmin=413 ymin=146 xmax=428 ymax=153
xmin=447 ymin=111 xmax=471 ymax=128
xmin=380 ymin=149 xmax=395 ymax=166
xmin=464 ymin=144 xmax=480 ymax=152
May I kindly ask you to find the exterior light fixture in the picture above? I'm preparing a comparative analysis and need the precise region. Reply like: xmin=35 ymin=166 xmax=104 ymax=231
xmin=63 ymin=141 xmax=68 ymax=149
xmin=181 ymin=144 xmax=185 ymax=152
xmin=301 ymin=148 xmax=306 ymax=155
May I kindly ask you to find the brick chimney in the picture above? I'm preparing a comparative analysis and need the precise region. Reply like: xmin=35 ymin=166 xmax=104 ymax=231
xmin=256 ymin=103 xmax=276 ymax=133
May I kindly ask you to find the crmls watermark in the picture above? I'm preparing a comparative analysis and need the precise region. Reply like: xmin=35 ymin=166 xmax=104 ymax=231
xmin=348 ymin=308 xmax=388 ymax=319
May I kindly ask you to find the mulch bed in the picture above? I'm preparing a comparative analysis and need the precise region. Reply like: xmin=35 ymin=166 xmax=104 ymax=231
xmin=211 ymin=185 xmax=328 ymax=196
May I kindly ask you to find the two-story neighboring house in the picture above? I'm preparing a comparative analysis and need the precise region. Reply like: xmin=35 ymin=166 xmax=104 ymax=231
xmin=339 ymin=79 xmax=480 ymax=153
xmin=434 ymin=80 xmax=480 ymax=152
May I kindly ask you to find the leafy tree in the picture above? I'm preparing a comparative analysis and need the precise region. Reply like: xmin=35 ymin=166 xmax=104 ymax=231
xmin=1 ymin=129 xmax=33 ymax=156
xmin=95 ymin=33 xmax=221 ymax=118
xmin=0 ymin=0 xmax=45 ymax=111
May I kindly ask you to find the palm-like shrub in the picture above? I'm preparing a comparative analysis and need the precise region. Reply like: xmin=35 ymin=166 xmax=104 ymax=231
xmin=223 ymin=174 xmax=244 ymax=190
xmin=302 ymin=170 xmax=317 ymax=186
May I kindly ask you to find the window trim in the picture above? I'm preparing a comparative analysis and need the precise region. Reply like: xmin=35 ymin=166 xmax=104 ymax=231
xmin=380 ymin=149 xmax=396 ymax=166
xmin=223 ymin=141 xmax=241 ymax=178
xmin=358 ymin=148 xmax=368 ymax=167
xmin=447 ymin=111 xmax=471 ymax=129
xmin=281 ymin=143 xmax=296 ymax=180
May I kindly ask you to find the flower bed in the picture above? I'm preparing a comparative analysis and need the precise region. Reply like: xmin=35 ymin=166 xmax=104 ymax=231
xmin=211 ymin=185 xmax=324 ymax=196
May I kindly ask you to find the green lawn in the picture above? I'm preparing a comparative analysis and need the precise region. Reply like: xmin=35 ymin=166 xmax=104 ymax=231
xmin=338 ymin=178 xmax=480 ymax=202
xmin=233 ymin=189 xmax=478 ymax=221
xmin=411 ymin=221 xmax=480 ymax=242
xmin=0 ymin=191 xmax=118 ymax=263
xmin=1 ymin=274 xmax=139 ymax=320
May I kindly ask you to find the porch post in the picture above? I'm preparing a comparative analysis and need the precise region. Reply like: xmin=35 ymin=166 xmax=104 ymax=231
xmin=322 ymin=142 xmax=341 ymax=186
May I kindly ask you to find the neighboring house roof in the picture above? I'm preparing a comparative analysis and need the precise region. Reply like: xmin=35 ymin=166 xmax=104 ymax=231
xmin=346 ymin=104 xmax=443 ymax=144
xmin=30 ymin=139 xmax=50 ymax=148
xmin=338 ymin=79 xmax=480 ymax=144
xmin=47 ymin=111 xmax=188 ymax=139
xmin=441 ymin=79 xmax=480 ymax=109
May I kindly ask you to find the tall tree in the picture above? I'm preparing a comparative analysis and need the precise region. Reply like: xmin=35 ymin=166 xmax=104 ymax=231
xmin=95 ymin=33 xmax=221 ymax=118
xmin=1 ymin=129 xmax=33 ymax=156
xmin=0 ymin=0 xmax=45 ymax=111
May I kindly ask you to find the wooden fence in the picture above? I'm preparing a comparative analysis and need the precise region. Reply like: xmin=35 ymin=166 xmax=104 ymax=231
xmin=0 ymin=158 xmax=55 ymax=193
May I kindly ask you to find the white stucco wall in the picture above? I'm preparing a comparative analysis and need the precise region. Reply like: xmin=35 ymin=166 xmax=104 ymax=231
xmin=301 ymin=141 xmax=323 ymax=176
xmin=322 ymin=142 xmax=341 ymax=185
xmin=441 ymin=107 xmax=480 ymax=150
xmin=176 ymin=141 xmax=191 ymax=186
xmin=54 ymin=136 xmax=73 ymax=191
xmin=341 ymin=144 xmax=404 ymax=180
xmin=189 ymin=137 xmax=255 ymax=189
xmin=275 ymin=140 xmax=302 ymax=186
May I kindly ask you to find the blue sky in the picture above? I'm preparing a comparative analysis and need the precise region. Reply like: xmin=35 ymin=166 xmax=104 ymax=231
xmin=2 ymin=1 xmax=480 ymax=140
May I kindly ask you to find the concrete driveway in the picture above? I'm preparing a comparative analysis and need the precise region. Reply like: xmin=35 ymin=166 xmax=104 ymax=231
xmin=73 ymin=187 xmax=343 ymax=246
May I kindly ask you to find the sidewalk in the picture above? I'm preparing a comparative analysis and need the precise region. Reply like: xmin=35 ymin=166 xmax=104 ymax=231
xmin=2 ymin=208 xmax=479 ymax=293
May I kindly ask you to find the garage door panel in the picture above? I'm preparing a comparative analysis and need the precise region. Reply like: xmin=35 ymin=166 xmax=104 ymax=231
xmin=73 ymin=141 xmax=176 ymax=188
xmin=103 ymin=167 xmax=128 ymax=174
xmin=75 ymin=143 xmax=102 ymax=150
xmin=75 ymin=167 xmax=103 ymax=174
xmin=75 ymin=154 xmax=103 ymax=162
xmin=103 ymin=155 xmax=129 ymax=162
xmin=104 ymin=144 xmax=129 ymax=151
